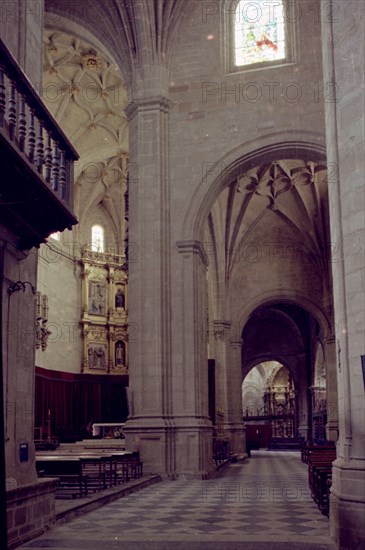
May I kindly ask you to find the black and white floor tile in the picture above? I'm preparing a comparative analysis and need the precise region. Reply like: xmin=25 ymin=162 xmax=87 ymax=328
xmin=20 ymin=451 xmax=335 ymax=550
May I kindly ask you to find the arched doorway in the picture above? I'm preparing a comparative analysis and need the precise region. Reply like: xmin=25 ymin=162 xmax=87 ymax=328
xmin=202 ymin=153 xmax=337 ymax=461
xmin=241 ymin=301 xmax=335 ymax=444
xmin=242 ymin=360 xmax=297 ymax=450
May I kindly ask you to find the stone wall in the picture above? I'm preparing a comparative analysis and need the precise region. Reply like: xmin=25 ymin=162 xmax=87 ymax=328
xmin=2 ymin=230 xmax=38 ymax=490
xmin=0 ymin=0 xmax=44 ymax=85
xmin=6 ymin=478 xmax=57 ymax=549
xmin=168 ymin=0 xmax=325 ymax=242
xmin=1 ymin=225 xmax=57 ymax=548
xmin=36 ymin=235 xmax=82 ymax=374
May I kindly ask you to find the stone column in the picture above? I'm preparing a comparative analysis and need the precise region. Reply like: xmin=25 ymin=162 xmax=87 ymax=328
xmin=123 ymin=96 xmax=176 ymax=477
xmin=223 ymin=340 xmax=246 ymax=455
xmin=321 ymin=2 xmax=365 ymax=547
xmin=212 ymin=321 xmax=230 ymax=423
xmin=324 ymin=336 xmax=339 ymax=442
xmin=4 ymin=246 xmax=38 ymax=489
xmin=174 ymin=241 xmax=214 ymax=478
xmin=295 ymin=354 xmax=310 ymax=439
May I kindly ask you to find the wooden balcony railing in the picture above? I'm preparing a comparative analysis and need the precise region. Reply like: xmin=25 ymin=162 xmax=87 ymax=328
xmin=0 ymin=38 xmax=78 ymax=249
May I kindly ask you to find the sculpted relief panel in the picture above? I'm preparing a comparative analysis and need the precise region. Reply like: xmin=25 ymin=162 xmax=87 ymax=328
xmin=80 ymin=249 xmax=128 ymax=375
xmin=88 ymin=282 xmax=106 ymax=315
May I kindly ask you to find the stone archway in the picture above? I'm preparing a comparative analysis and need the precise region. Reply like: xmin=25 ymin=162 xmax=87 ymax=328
xmin=240 ymin=302 xmax=323 ymax=442
xmin=196 ymin=146 xmax=334 ymax=461
xmin=242 ymin=360 xmax=297 ymax=449
xmin=182 ymin=135 xmax=327 ymax=243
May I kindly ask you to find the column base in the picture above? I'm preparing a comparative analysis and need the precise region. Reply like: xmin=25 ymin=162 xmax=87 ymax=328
xmin=330 ymin=458 xmax=365 ymax=549
xmin=297 ymin=423 xmax=309 ymax=440
xmin=326 ymin=420 xmax=339 ymax=442
xmin=223 ymin=423 xmax=246 ymax=455
xmin=124 ymin=416 xmax=214 ymax=479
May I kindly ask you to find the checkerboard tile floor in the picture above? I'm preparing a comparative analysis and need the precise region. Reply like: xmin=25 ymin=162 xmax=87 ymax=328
xmin=20 ymin=451 xmax=335 ymax=549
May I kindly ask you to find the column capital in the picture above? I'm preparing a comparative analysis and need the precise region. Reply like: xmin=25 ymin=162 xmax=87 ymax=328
xmin=176 ymin=240 xmax=209 ymax=268
xmin=212 ymin=320 xmax=231 ymax=328
xmin=212 ymin=320 xmax=231 ymax=342
xmin=229 ymin=340 xmax=242 ymax=349
xmin=125 ymin=96 xmax=173 ymax=120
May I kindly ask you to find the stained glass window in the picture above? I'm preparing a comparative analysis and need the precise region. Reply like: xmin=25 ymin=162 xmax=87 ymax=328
xmin=91 ymin=224 xmax=104 ymax=252
xmin=234 ymin=0 xmax=286 ymax=67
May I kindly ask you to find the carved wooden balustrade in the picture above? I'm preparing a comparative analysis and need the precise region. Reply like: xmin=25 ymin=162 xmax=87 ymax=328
xmin=0 ymin=38 xmax=78 ymax=249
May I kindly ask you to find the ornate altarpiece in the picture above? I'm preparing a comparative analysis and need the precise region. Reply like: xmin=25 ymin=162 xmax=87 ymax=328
xmin=80 ymin=248 xmax=128 ymax=375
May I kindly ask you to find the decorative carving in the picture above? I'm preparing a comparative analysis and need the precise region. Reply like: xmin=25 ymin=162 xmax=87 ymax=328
xmin=88 ymin=282 xmax=106 ymax=315
xmin=115 ymin=287 xmax=125 ymax=309
xmin=86 ymin=325 xmax=106 ymax=341
xmin=36 ymin=318 xmax=41 ymax=350
xmin=36 ymin=291 xmax=42 ymax=318
xmin=115 ymin=340 xmax=125 ymax=367
xmin=47 ymin=44 xmax=58 ymax=55
xmin=80 ymin=247 xmax=129 ymax=375
xmin=35 ymin=292 xmax=51 ymax=351
xmin=238 ymin=160 xmax=327 ymax=208
xmin=87 ymin=345 xmax=107 ymax=370
xmin=82 ymin=52 xmax=102 ymax=72
xmin=41 ymin=321 xmax=51 ymax=351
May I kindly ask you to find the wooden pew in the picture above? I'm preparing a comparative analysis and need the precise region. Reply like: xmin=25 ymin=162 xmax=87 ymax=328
xmin=111 ymin=455 xmax=130 ymax=484
xmin=112 ymin=452 xmax=143 ymax=479
xmin=313 ymin=465 xmax=333 ymax=515
xmin=301 ymin=442 xmax=336 ymax=464
xmin=80 ymin=457 xmax=108 ymax=492
xmin=307 ymin=448 xmax=336 ymax=516
xmin=36 ymin=458 xmax=88 ymax=499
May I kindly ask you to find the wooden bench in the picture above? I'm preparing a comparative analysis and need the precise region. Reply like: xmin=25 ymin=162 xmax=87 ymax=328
xmin=313 ymin=465 xmax=333 ymax=516
xmin=306 ymin=448 xmax=336 ymax=516
xmin=36 ymin=459 xmax=88 ymax=499
xmin=301 ymin=443 xmax=335 ymax=464
xmin=111 ymin=455 xmax=130 ymax=484
xmin=308 ymin=452 xmax=336 ymax=483
xmin=112 ymin=452 xmax=143 ymax=479
xmin=80 ymin=457 xmax=108 ymax=492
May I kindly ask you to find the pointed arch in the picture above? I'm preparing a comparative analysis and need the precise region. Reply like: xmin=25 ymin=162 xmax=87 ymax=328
xmin=181 ymin=132 xmax=327 ymax=243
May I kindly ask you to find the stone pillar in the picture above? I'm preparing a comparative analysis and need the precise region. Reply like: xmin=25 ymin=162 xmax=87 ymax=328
xmin=173 ymin=241 xmax=214 ymax=478
xmin=123 ymin=96 xmax=176 ymax=477
xmin=223 ymin=340 xmax=246 ymax=455
xmin=212 ymin=321 xmax=230 ymax=424
xmin=3 ymin=246 xmax=38 ymax=490
xmin=324 ymin=336 xmax=339 ymax=442
xmin=124 ymin=94 xmax=212 ymax=478
xmin=321 ymin=2 xmax=365 ymax=547
xmin=295 ymin=354 xmax=309 ymax=439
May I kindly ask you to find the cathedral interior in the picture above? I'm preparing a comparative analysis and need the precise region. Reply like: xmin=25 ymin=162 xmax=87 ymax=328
xmin=0 ymin=1 xmax=364 ymax=549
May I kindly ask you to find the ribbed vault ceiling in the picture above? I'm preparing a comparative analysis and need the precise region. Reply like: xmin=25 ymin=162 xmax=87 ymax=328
xmin=43 ymin=30 xmax=128 ymax=239
xmin=45 ymin=0 xmax=194 ymax=79
xmin=207 ymin=159 xmax=330 ymax=284
xmin=43 ymin=30 xmax=128 ymax=171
